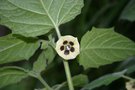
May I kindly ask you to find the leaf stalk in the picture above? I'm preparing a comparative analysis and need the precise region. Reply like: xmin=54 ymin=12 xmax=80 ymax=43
xmin=37 ymin=75 xmax=53 ymax=90
xmin=122 ymin=75 xmax=135 ymax=82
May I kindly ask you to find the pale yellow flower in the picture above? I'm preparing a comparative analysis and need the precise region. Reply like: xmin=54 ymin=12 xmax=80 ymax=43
xmin=126 ymin=81 xmax=135 ymax=90
xmin=55 ymin=35 xmax=80 ymax=60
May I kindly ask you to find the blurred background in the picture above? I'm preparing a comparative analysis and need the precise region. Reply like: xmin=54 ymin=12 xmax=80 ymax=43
xmin=0 ymin=0 xmax=135 ymax=90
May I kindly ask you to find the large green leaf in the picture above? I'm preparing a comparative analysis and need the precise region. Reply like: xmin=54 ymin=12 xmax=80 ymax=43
xmin=81 ymin=70 xmax=126 ymax=90
xmin=0 ymin=0 xmax=84 ymax=37
xmin=120 ymin=0 xmax=135 ymax=21
xmin=33 ymin=46 xmax=56 ymax=73
xmin=0 ymin=67 xmax=28 ymax=89
xmin=0 ymin=35 xmax=39 ymax=64
xmin=79 ymin=27 xmax=135 ymax=69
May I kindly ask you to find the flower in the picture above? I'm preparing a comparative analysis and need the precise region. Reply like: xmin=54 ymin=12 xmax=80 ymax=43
xmin=126 ymin=81 xmax=135 ymax=90
xmin=55 ymin=35 xmax=80 ymax=60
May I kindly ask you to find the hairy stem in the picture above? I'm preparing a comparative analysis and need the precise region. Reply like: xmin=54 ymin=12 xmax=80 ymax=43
xmin=122 ymin=75 xmax=135 ymax=82
xmin=63 ymin=61 xmax=74 ymax=90
xmin=55 ymin=26 xmax=74 ymax=90
xmin=55 ymin=26 xmax=61 ymax=39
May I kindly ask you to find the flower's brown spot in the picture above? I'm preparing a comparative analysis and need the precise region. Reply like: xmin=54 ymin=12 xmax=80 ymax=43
xmin=69 ymin=41 xmax=74 ymax=46
xmin=64 ymin=50 xmax=70 ymax=55
xmin=63 ymin=40 xmax=68 ymax=45
xmin=60 ymin=46 xmax=64 ymax=51
xmin=70 ymin=47 xmax=75 ymax=52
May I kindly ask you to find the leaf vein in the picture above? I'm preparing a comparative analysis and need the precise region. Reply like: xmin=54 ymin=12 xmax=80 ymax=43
xmin=84 ymin=52 xmax=99 ymax=67
xmin=56 ymin=0 xmax=66 ymax=24
xmin=58 ymin=0 xmax=78 ymax=25
xmin=0 ymin=41 xmax=23 ymax=53
xmin=84 ymin=32 xmax=110 ymax=49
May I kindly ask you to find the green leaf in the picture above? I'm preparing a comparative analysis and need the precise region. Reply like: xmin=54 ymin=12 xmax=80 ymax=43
xmin=115 ymin=58 xmax=135 ymax=74
xmin=35 ymin=88 xmax=47 ymax=90
xmin=65 ymin=74 xmax=88 ymax=87
xmin=0 ymin=0 xmax=84 ymax=37
xmin=0 ymin=67 xmax=28 ymax=89
xmin=79 ymin=27 xmax=135 ymax=69
xmin=126 ymin=65 xmax=135 ymax=74
xmin=72 ymin=74 xmax=89 ymax=87
xmin=81 ymin=70 xmax=126 ymax=90
xmin=53 ymin=74 xmax=88 ymax=90
xmin=2 ymin=77 xmax=35 ymax=90
xmin=0 ymin=35 xmax=39 ymax=64
xmin=120 ymin=0 xmax=135 ymax=21
xmin=41 ymin=40 xmax=49 ymax=50
xmin=44 ymin=46 xmax=56 ymax=65
xmin=33 ymin=46 xmax=56 ymax=73
xmin=33 ymin=51 xmax=47 ymax=73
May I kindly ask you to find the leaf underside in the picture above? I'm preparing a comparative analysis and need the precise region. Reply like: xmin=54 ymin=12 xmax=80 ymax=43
xmin=120 ymin=0 xmax=135 ymax=21
xmin=81 ymin=70 xmax=126 ymax=90
xmin=33 ymin=46 xmax=56 ymax=73
xmin=79 ymin=27 xmax=135 ymax=69
xmin=0 ymin=0 xmax=84 ymax=37
xmin=0 ymin=35 xmax=39 ymax=64
xmin=0 ymin=67 xmax=28 ymax=89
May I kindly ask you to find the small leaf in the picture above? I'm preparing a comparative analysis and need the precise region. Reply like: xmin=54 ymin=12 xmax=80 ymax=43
xmin=33 ymin=51 xmax=47 ymax=73
xmin=0 ymin=0 xmax=84 ymax=37
xmin=79 ymin=27 xmax=135 ymax=69
xmin=44 ymin=46 xmax=56 ymax=66
xmin=81 ymin=70 xmax=126 ymax=90
xmin=120 ymin=0 xmax=135 ymax=21
xmin=0 ymin=67 xmax=28 ymax=88
xmin=72 ymin=74 xmax=89 ymax=87
xmin=53 ymin=74 xmax=88 ymax=90
xmin=0 ymin=35 xmax=39 ymax=64
xmin=41 ymin=40 xmax=49 ymax=50
xmin=33 ymin=46 xmax=56 ymax=73
xmin=63 ymin=74 xmax=88 ymax=87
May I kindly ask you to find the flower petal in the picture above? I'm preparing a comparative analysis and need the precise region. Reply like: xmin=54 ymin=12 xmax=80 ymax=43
xmin=56 ymin=35 xmax=80 ymax=60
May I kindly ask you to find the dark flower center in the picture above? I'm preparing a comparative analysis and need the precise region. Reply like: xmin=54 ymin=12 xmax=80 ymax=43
xmin=64 ymin=50 xmax=70 ymax=55
xmin=60 ymin=40 xmax=75 ymax=55
xmin=65 ymin=45 xmax=71 ymax=51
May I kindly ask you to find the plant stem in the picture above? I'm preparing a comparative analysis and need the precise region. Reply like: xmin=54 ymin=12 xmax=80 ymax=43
xmin=122 ymin=75 xmax=135 ymax=82
xmin=55 ymin=26 xmax=61 ymax=39
xmin=55 ymin=26 xmax=74 ymax=90
xmin=37 ymin=75 xmax=53 ymax=90
xmin=63 ymin=61 xmax=74 ymax=90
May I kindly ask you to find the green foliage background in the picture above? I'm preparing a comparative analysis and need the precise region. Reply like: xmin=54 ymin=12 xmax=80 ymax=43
xmin=0 ymin=0 xmax=135 ymax=90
